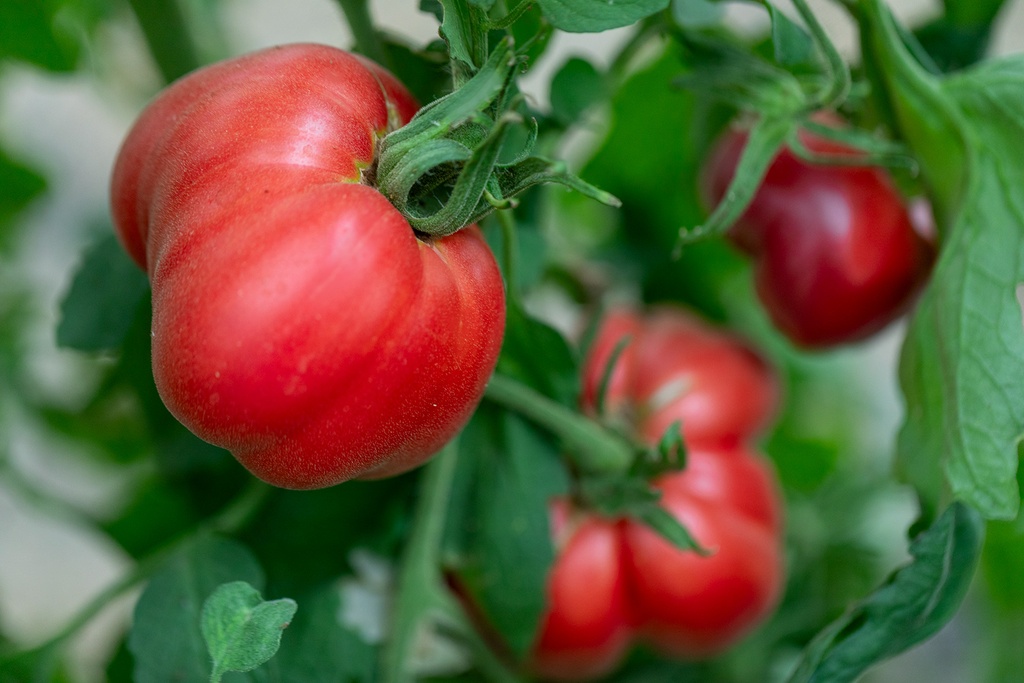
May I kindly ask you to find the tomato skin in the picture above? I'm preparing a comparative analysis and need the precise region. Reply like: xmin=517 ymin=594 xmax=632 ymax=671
xmin=623 ymin=480 xmax=782 ymax=658
xmin=110 ymin=45 xmax=505 ymax=489
xmin=532 ymin=508 xmax=634 ymax=682
xmin=581 ymin=307 xmax=778 ymax=447
xmin=701 ymin=122 xmax=933 ymax=348
xmin=534 ymin=309 xmax=783 ymax=679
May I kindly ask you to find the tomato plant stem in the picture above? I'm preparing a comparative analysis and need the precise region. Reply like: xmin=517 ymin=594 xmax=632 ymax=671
xmin=127 ymin=0 xmax=204 ymax=82
xmin=484 ymin=374 xmax=635 ymax=474
xmin=334 ymin=0 xmax=390 ymax=70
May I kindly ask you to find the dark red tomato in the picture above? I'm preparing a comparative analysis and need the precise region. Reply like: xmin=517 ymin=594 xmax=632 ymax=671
xmin=110 ymin=45 xmax=506 ymax=489
xmin=532 ymin=504 xmax=634 ymax=682
xmin=581 ymin=307 xmax=778 ymax=448
xmin=701 ymin=120 xmax=933 ymax=347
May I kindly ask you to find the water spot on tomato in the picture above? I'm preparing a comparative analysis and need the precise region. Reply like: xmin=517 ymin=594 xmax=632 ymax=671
xmin=209 ymin=393 xmax=220 ymax=405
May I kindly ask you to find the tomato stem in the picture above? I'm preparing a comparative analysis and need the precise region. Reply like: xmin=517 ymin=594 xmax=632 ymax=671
xmin=484 ymin=374 xmax=635 ymax=474
xmin=127 ymin=0 xmax=206 ymax=82
xmin=334 ymin=0 xmax=391 ymax=72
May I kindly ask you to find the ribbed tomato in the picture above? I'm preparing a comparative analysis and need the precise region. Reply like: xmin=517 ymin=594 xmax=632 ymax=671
xmin=111 ymin=45 xmax=505 ymax=489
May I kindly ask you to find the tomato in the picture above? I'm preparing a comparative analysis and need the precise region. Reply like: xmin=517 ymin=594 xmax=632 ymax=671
xmin=532 ymin=505 xmax=634 ymax=682
xmin=581 ymin=307 xmax=778 ymax=447
xmin=700 ymin=119 xmax=933 ymax=348
xmin=110 ymin=45 xmax=506 ymax=489
xmin=533 ymin=308 xmax=784 ymax=679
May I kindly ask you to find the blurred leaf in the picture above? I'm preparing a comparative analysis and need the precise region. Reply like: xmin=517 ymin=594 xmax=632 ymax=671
xmin=496 ymin=302 xmax=579 ymax=407
xmin=0 ymin=148 xmax=46 ymax=249
xmin=383 ymin=38 xmax=451 ymax=104
xmin=786 ymin=502 xmax=983 ymax=683
xmin=671 ymin=0 xmax=723 ymax=28
xmin=536 ymin=0 xmax=669 ymax=32
xmin=254 ymin=584 xmax=376 ymax=683
xmin=57 ymin=234 xmax=149 ymax=352
xmin=915 ymin=0 xmax=1008 ymax=72
xmin=764 ymin=2 xmax=814 ymax=67
xmin=201 ymin=581 xmax=297 ymax=681
xmin=0 ymin=0 xmax=80 ymax=71
xmin=241 ymin=478 xmax=415 ymax=590
xmin=549 ymin=57 xmax=604 ymax=127
xmin=896 ymin=57 xmax=1024 ymax=521
xmin=103 ymin=479 xmax=201 ymax=558
xmin=129 ymin=535 xmax=265 ymax=683
xmin=982 ymin=516 xmax=1024 ymax=612
xmin=507 ymin=3 xmax=552 ymax=68
xmin=448 ymin=406 xmax=569 ymax=659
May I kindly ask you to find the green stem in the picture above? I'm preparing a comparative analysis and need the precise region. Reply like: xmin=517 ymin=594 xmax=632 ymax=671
xmin=334 ymin=0 xmax=390 ymax=69
xmin=127 ymin=0 xmax=204 ymax=82
xmin=383 ymin=441 xmax=524 ymax=683
xmin=484 ymin=374 xmax=635 ymax=475
xmin=788 ymin=0 xmax=851 ymax=109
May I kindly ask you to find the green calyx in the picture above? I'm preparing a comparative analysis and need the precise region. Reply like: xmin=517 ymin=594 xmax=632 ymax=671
xmin=375 ymin=37 xmax=620 ymax=238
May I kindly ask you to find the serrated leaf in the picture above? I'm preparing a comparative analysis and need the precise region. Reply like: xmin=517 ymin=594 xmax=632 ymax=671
xmin=129 ymin=535 xmax=265 ymax=683
xmin=57 ymin=233 xmax=150 ymax=352
xmin=897 ymin=57 xmax=1024 ymax=521
xmin=549 ymin=57 xmax=604 ymax=126
xmin=537 ymin=0 xmax=669 ymax=33
xmin=202 ymin=581 xmax=297 ymax=681
xmin=786 ymin=503 xmax=983 ymax=683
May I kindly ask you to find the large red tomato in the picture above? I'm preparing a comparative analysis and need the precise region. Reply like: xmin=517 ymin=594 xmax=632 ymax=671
xmin=532 ymin=308 xmax=784 ymax=679
xmin=110 ymin=45 xmax=506 ymax=489
xmin=701 ymin=120 xmax=933 ymax=348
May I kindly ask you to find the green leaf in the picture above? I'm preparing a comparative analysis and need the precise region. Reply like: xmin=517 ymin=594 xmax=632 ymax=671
xmin=129 ymin=535 xmax=265 ymax=683
xmin=536 ymin=0 xmax=669 ymax=33
xmin=0 ymin=0 xmax=79 ymax=71
xmin=763 ymin=2 xmax=814 ymax=67
xmin=915 ymin=0 xmax=1009 ymax=72
xmin=449 ymin=406 xmax=569 ymax=659
xmin=549 ymin=57 xmax=604 ymax=127
xmin=496 ymin=302 xmax=580 ymax=407
xmin=671 ymin=0 xmax=724 ymax=28
xmin=897 ymin=58 xmax=1024 ymax=521
xmin=56 ymin=233 xmax=150 ymax=352
xmin=861 ymin=1 xmax=1024 ymax=521
xmin=0 ymin=147 xmax=46 ymax=248
xmin=982 ymin=516 xmax=1024 ymax=612
xmin=202 ymin=581 xmax=297 ymax=682
xmin=437 ymin=0 xmax=489 ymax=77
xmin=786 ymin=502 xmax=984 ymax=683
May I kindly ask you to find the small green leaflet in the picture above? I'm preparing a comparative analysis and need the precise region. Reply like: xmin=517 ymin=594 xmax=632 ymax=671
xmin=537 ymin=0 xmax=669 ymax=33
xmin=786 ymin=503 xmax=983 ymax=683
xmin=201 ymin=581 xmax=297 ymax=682
xmin=129 ymin=535 xmax=266 ymax=683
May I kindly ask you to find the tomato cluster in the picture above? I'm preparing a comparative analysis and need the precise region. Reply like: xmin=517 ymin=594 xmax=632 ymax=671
xmin=701 ymin=120 xmax=933 ymax=348
xmin=531 ymin=308 xmax=784 ymax=680
xmin=110 ymin=45 xmax=506 ymax=489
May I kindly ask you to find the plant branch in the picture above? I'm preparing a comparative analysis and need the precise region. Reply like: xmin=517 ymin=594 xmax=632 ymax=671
xmin=334 ymin=0 xmax=390 ymax=69
xmin=127 ymin=0 xmax=204 ymax=83
xmin=484 ymin=374 xmax=635 ymax=475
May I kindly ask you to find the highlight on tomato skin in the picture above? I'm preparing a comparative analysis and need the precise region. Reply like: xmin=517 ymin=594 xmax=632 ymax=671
xmin=699 ymin=117 xmax=935 ymax=348
xmin=109 ymin=44 xmax=506 ymax=489
xmin=531 ymin=307 xmax=786 ymax=681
